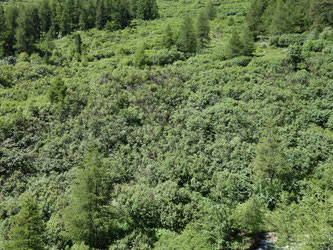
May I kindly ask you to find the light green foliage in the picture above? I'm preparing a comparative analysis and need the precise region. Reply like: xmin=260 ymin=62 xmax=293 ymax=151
xmin=3 ymin=193 xmax=45 ymax=250
xmin=134 ymin=43 xmax=151 ymax=68
xmin=0 ymin=0 xmax=332 ymax=249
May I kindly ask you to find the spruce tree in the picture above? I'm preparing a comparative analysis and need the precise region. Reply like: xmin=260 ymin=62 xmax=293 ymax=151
xmin=4 ymin=193 xmax=45 ymax=250
xmin=176 ymin=16 xmax=197 ymax=53
xmin=196 ymin=9 xmax=210 ymax=50
xmin=63 ymin=150 xmax=116 ymax=249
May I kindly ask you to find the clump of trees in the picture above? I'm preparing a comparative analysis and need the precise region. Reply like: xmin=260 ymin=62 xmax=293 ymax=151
xmin=0 ymin=0 xmax=159 ymax=56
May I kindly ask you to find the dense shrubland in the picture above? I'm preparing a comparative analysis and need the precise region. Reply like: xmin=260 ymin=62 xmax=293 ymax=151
xmin=0 ymin=0 xmax=333 ymax=249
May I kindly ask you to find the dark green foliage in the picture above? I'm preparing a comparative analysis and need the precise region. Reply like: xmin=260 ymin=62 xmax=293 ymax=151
xmin=95 ymin=0 xmax=107 ymax=30
xmin=74 ymin=33 xmax=82 ymax=54
xmin=177 ymin=16 xmax=197 ymax=53
xmin=196 ymin=9 xmax=210 ymax=50
xmin=4 ymin=193 xmax=45 ymax=250
xmin=136 ymin=0 xmax=159 ymax=20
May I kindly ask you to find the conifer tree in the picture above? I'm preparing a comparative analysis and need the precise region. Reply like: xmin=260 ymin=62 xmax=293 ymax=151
xmin=196 ymin=9 xmax=210 ymax=50
xmin=205 ymin=0 xmax=216 ymax=20
xmin=4 ymin=6 xmax=18 ymax=55
xmin=162 ymin=24 xmax=174 ymax=49
xmin=60 ymin=1 xmax=72 ymax=36
xmin=269 ymin=0 xmax=290 ymax=35
xmin=63 ymin=150 xmax=116 ymax=249
xmin=0 ymin=5 xmax=7 ymax=57
xmin=225 ymin=30 xmax=243 ymax=59
xmin=252 ymin=123 xmax=287 ymax=187
xmin=4 ymin=193 xmax=45 ymax=250
xmin=176 ymin=16 xmax=197 ymax=53
xmin=15 ymin=7 xmax=35 ymax=54
xmin=74 ymin=33 xmax=82 ymax=54
xmin=240 ymin=26 xmax=256 ymax=56
xmin=246 ymin=0 xmax=268 ymax=38
xmin=96 ymin=0 xmax=107 ymax=30
xmin=38 ymin=0 xmax=52 ymax=35
xmin=137 ymin=0 xmax=159 ymax=20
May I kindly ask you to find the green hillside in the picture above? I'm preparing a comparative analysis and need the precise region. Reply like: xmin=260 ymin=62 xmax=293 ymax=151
xmin=0 ymin=0 xmax=333 ymax=249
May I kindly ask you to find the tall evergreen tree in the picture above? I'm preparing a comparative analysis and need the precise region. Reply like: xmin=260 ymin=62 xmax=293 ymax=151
xmin=137 ymin=0 xmax=159 ymax=20
xmin=63 ymin=150 xmax=116 ymax=249
xmin=246 ymin=0 xmax=268 ymax=38
xmin=4 ymin=5 xmax=18 ymax=55
xmin=60 ymin=1 xmax=72 ymax=36
xmin=96 ymin=0 xmax=107 ymax=30
xmin=269 ymin=0 xmax=290 ymax=35
xmin=15 ymin=7 xmax=35 ymax=54
xmin=196 ymin=9 xmax=210 ymax=50
xmin=3 ymin=193 xmax=45 ymax=250
xmin=0 ymin=5 xmax=7 ymax=57
xmin=176 ymin=16 xmax=197 ymax=53
xmin=38 ymin=0 xmax=52 ymax=35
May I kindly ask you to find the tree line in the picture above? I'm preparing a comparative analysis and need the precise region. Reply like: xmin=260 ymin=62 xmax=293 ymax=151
xmin=247 ymin=0 xmax=333 ymax=38
xmin=0 ymin=0 xmax=159 ymax=56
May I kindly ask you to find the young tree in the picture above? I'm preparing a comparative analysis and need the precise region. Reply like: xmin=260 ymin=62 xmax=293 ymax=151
xmin=161 ymin=24 xmax=174 ymax=49
xmin=176 ymin=16 xmax=197 ymax=53
xmin=63 ymin=150 xmax=116 ymax=249
xmin=225 ymin=30 xmax=243 ymax=58
xmin=4 ymin=193 xmax=45 ymax=250
xmin=240 ymin=26 xmax=256 ymax=56
xmin=196 ymin=9 xmax=210 ymax=50
xmin=74 ymin=33 xmax=82 ymax=54
xmin=252 ymin=124 xmax=287 ymax=187
xmin=205 ymin=0 xmax=216 ymax=20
